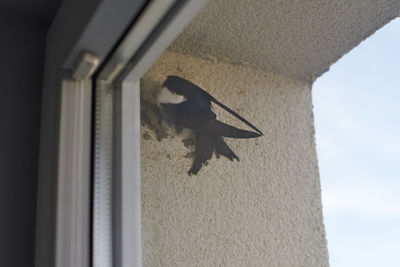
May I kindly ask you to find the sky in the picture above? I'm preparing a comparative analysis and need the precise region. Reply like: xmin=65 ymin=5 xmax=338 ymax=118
xmin=312 ymin=18 xmax=400 ymax=267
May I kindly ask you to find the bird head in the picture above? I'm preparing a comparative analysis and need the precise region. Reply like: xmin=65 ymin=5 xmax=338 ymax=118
xmin=156 ymin=76 xmax=187 ymax=108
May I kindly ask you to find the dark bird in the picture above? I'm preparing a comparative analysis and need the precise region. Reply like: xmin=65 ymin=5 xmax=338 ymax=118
xmin=157 ymin=75 xmax=263 ymax=175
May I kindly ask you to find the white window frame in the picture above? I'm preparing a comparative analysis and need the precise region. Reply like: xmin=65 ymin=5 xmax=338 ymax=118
xmin=55 ymin=77 xmax=93 ymax=267
xmin=36 ymin=1 xmax=208 ymax=267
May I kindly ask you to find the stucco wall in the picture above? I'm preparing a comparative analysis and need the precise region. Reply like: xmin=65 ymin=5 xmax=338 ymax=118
xmin=169 ymin=0 xmax=400 ymax=82
xmin=140 ymin=50 xmax=329 ymax=266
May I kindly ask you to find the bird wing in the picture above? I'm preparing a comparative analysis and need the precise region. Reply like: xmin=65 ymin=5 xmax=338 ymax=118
xmin=162 ymin=76 xmax=262 ymax=136
xmin=161 ymin=103 xmax=216 ymax=125
xmin=197 ymin=120 xmax=261 ymax=138
xmin=162 ymin=102 xmax=260 ymax=138
xmin=203 ymin=92 xmax=263 ymax=136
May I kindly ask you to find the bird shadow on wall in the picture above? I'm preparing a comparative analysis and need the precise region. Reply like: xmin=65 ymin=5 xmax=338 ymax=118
xmin=140 ymin=76 xmax=262 ymax=175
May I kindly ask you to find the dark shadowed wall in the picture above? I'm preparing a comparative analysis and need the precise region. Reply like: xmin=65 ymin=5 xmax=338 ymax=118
xmin=0 ymin=12 xmax=47 ymax=267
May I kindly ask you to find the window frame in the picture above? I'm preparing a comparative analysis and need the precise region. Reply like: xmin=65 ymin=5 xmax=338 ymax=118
xmin=36 ymin=0 xmax=208 ymax=267
xmin=36 ymin=1 xmax=148 ymax=266
xmin=93 ymin=2 xmax=209 ymax=266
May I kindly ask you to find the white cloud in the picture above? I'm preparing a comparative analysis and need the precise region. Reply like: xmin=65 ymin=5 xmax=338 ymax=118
xmin=312 ymin=18 xmax=400 ymax=267
xmin=313 ymin=82 xmax=400 ymax=219
xmin=313 ymin=82 xmax=400 ymax=160
xmin=322 ymin=182 xmax=400 ymax=219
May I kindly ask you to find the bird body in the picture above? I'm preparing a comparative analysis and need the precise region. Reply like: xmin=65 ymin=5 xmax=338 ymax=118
xmin=157 ymin=76 xmax=262 ymax=175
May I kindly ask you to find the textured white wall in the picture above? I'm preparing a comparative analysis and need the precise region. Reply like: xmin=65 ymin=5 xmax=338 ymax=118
xmin=170 ymin=0 xmax=400 ymax=82
xmin=141 ymin=50 xmax=329 ymax=266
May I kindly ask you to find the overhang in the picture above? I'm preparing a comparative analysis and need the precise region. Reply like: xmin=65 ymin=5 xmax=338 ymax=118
xmin=170 ymin=0 xmax=400 ymax=82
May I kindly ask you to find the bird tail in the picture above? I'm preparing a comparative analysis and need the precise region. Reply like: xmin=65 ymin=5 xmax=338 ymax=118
xmin=189 ymin=134 xmax=239 ymax=175
xmin=214 ymin=136 xmax=239 ymax=161
xmin=189 ymin=133 xmax=214 ymax=175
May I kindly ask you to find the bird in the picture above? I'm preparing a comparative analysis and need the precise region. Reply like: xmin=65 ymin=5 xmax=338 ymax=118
xmin=156 ymin=75 xmax=263 ymax=175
